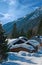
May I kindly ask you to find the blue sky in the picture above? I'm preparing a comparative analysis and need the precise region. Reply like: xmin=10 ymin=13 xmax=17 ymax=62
xmin=0 ymin=0 xmax=42 ymax=24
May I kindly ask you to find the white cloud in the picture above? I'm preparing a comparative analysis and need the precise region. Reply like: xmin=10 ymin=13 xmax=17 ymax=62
xmin=0 ymin=13 xmax=13 ymax=24
xmin=0 ymin=13 xmax=11 ymax=20
xmin=8 ymin=0 xmax=17 ymax=6
xmin=34 ymin=7 xmax=39 ymax=9
xmin=4 ymin=13 xmax=11 ymax=19
xmin=9 ymin=0 xmax=14 ymax=5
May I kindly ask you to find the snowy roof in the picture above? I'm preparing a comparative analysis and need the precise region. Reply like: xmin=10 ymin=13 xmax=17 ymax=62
xmin=19 ymin=36 xmax=28 ymax=41
xmin=8 ymin=39 xmax=18 ymax=44
xmin=31 ymin=36 xmax=42 ymax=43
xmin=25 ymin=40 xmax=40 ymax=47
xmin=8 ymin=38 xmax=40 ymax=51
xmin=8 ymin=38 xmax=26 ymax=48
xmin=10 ymin=43 xmax=34 ymax=51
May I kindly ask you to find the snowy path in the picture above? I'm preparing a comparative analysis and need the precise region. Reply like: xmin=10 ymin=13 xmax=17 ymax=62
xmin=1 ymin=51 xmax=42 ymax=65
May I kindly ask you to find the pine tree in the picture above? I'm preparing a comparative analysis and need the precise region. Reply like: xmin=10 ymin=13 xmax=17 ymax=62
xmin=20 ymin=28 xmax=25 ymax=36
xmin=38 ymin=19 xmax=42 ymax=35
xmin=26 ymin=29 xmax=32 ymax=39
xmin=0 ymin=23 xmax=9 ymax=63
xmin=11 ymin=23 xmax=19 ymax=38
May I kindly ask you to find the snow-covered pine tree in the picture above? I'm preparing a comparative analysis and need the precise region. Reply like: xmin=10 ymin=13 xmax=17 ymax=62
xmin=0 ymin=23 xmax=9 ymax=63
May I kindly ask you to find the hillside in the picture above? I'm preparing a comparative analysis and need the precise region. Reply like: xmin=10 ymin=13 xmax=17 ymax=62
xmin=38 ymin=19 xmax=42 ymax=35
xmin=3 ymin=7 xmax=42 ymax=35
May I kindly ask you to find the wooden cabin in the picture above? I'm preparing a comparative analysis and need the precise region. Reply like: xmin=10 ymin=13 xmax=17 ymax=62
xmin=10 ymin=47 xmax=37 ymax=53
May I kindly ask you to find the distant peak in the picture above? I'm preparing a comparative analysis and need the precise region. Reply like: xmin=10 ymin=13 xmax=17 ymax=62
xmin=36 ymin=6 xmax=42 ymax=11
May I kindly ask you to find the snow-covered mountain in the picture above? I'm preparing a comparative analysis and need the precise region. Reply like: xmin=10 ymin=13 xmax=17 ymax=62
xmin=3 ymin=6 xmax=42 ymax=34
xmin=30 ymin=6 xmax=42 ymax=19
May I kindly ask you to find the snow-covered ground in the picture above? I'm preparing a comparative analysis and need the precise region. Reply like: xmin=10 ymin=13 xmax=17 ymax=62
xmin=0 ymin=37 xmax=42 ymax=65
xmin=1 ymin=48 xmax=42 ymax=65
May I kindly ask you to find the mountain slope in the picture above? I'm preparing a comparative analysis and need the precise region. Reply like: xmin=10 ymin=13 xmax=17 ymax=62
xmin=38 ymin=18 xmax=42 ymax=35
xmin=3 ymin=7 xmax=42 ymax=35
